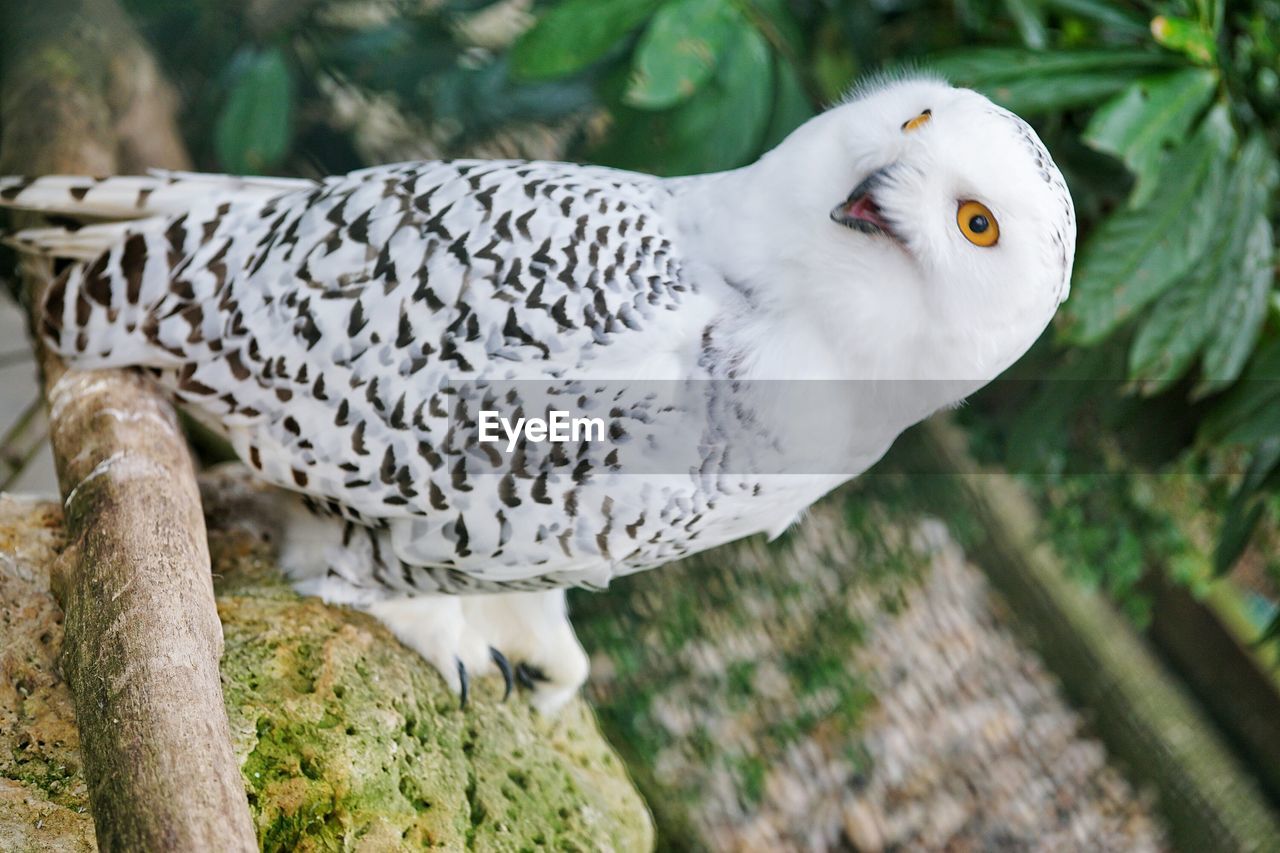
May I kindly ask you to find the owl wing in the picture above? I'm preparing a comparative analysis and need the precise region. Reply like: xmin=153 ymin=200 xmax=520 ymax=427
xmin=31 ymin=160 xmax=713 ymax=583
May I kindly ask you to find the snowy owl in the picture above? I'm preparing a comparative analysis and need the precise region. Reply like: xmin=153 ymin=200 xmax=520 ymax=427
xmin=1 ymin=77 xmax=1075 ymax=712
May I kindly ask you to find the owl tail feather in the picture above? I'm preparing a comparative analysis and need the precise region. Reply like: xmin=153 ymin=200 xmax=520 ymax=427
xmin=0 ymin=172 xmax=312 ymax=223
xmin=0 ymin=171 xmax=314 ymax=369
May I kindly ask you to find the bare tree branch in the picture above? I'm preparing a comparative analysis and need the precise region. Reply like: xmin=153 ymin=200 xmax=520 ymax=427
xmin=0 ymin=0 xmax=256 ymax=848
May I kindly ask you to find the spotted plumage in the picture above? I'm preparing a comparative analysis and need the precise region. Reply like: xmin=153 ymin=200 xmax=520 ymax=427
xmin=2 ymin=78 xmax=1076 ymax=711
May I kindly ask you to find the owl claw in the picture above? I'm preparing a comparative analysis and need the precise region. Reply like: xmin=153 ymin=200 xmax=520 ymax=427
xmin=362 ymin=590 xmax=587 ymax=715
xmin=490 ymin=647 xmax=514 ymax=700
xmin=514 ymin=662 xmax=549 ymax=691
xmin=456 ymin=657 xmax=469 ymax=709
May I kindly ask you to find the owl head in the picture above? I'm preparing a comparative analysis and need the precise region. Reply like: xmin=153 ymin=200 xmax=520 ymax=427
xmin=703 ymin=76 xmax=1076 ymax=386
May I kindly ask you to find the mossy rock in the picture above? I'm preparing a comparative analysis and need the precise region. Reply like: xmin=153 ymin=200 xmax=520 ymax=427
xmin=0 ymin=497 xmax=95 ymax=853
xmin=0 ymin=473 xmax=653 ymax=852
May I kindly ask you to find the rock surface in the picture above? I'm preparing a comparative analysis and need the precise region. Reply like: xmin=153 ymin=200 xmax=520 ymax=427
xmin=0 ymin=497 xmax=94 ymax=853
xmin=0 ymin=473 xmax=653 ymax=852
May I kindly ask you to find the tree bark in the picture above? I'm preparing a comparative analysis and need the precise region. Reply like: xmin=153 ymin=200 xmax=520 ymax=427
xmin=0 ymin=0 xmax=257 ymax=849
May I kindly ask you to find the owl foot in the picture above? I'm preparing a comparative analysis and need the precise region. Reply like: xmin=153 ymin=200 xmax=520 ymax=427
xmin=362 ymin=588 xmax=588 ymax=715
xmin=464 ymin=651 xmax=551 ymax=705
xmin=461 ymin=589 xmax=588 ymax=715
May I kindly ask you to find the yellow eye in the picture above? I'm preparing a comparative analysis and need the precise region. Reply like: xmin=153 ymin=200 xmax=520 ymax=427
xmin=902 ymin=109 xmax=932 ymax=132
xmin=957 ymin=200 xmax=999 ymax=247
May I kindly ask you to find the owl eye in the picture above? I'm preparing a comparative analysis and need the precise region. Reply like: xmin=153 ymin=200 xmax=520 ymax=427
xmin=957 ymin=200 xmax=999 ymax=247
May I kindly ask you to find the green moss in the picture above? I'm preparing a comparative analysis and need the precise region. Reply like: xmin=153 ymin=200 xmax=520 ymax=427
xmin=23 ymin=46 xmax=86 ymax=88
xmin=5 ymin=752 xmax=79 ymax=810
xmin=184 ymin=475 xmax=654 ymax=851
xmin=211 ymin=574 xmax=651 ymax=851
xmin=5 ymin=485 xmax=644 ymax=849
xmin=723 ymin=660 xmax=756 ymax=701
xmin=734 ymin=755 xmax=768 ymax=808
xmin=0 ymin=500 xmax=91 ymax=821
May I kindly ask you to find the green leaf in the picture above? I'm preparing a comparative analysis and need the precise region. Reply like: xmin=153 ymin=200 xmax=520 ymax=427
xmin=594 ymin=21 xmax=772 ymax=175
xmin=625 ymin=0 xmax=739 ymax=109
xmin=1258 ymin=612 xmax=1280 ymax=649
xmin=1197 ymin=216 xmax=1275 ymax=395
xmin=928 ymin=48 xmax=1175 ymax=114
xmin=744 ymin=0 xmax=806 ymax=56
xmin=928 ymin=48 xmax=1172 ymax=85
xmin=811 ymin=23 xmax=858 ymax=104
xmin=1213 ymin=438 xmax=1280 ymax=575
xmin=1003 ymin=0 xmax=1048 ymax=49
xmin=1083 ymin=68 xmax=1218 ymax=207
xmin=663 ymin=22 xmax=773 ymax=174
xmin=1063 ymin=111 xmax=1232 ymax=345
xmin=432 ymin=58 xmax=596 ymax=130
xmin=1042 ymin=0 xmax=1149 ymax=35
xmin=1128 ymin=135 xmax=1275 ymax=394
xmin=511 ymin=0 xmax=662 ymax=80
xmin=1194 ymin=136 xmax=1279 ymax=394
xmin=1216 ymin=501 xmax=1267 ymax=576
xmin=1151 ymin=14 xmax=1217 ymax=64
xmin=1126 ymin=263 xmax=1219 ymax=392
xmin=761 ymin=58 xmax=814 ymax=149
xmin=1200 ymin=337 xmax=1280 ymax=445
xmin=985 ymin=73 xmax=1154 ymax=114
xmin=215 ymin=47 xmax=293 ymax=175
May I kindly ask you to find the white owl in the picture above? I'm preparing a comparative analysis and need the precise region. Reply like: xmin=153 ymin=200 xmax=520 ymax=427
xmin=1 ymin=77 xmax=1075 ymax=712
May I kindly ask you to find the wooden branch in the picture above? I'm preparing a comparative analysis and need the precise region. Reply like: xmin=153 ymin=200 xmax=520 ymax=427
xmin=0 ymin=0 xmax=256 ymax=848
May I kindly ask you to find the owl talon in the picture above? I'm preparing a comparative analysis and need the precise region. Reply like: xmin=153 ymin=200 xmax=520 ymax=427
xmin=514 ymin=662 xmax=549 ymax=691
xmin=456 ymin=658 xmax=469 ymax=709
xmin=490 ymin=647 xmax=514 ymax=700
xmin=362 ymin=590 xmax=587 ymax=715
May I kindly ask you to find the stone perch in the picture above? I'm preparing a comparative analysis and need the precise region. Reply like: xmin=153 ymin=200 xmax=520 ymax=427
xmin=0 ymin=470 xmax=653 ymax=849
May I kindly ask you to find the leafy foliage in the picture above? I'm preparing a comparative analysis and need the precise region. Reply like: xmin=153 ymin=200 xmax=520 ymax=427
xmin=1081 ymin=67 xmax=1218 ymax=208
xmin=625 ymin=0 xmax=741 ymax=110
xmin=1065 ymin=111 xmax=1230 ymax=346
xmin=215 ymin=47 xmax=294 ymax=174
xmin=122 ymin=0 xmax=597 ymax=173
xmin=512 ymin=0 xmax=1023 ymax=175
xmin=927 ymin=48 xmax=1175 ymax=113
xmin=515 ymin=0 xmax=788 ymax=174
xmin=931 ymin=0 xmax=1280 ymax=647
xmin=511 ymin=0 xmax=662 ymax=80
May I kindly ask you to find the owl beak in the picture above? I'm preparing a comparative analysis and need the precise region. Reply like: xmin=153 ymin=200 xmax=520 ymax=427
xmin=831 ymin=169 xmax=902 ymax=244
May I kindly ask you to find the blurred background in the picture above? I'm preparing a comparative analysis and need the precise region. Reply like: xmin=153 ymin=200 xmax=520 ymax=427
xmin=2 ymin=0 xmax=1279 ymax=849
